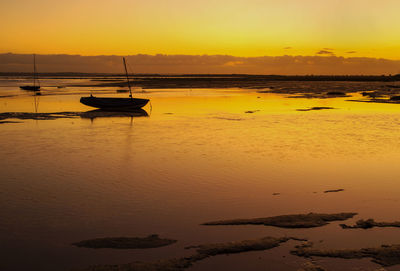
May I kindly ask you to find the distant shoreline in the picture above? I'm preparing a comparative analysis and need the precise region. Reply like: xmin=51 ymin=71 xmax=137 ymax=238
xmin=1 ymin=73 xmax=400 ymax=82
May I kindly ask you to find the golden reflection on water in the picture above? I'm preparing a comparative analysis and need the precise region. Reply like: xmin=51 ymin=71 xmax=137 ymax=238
xmin=2 ymin=86 xmax=400 ymax=270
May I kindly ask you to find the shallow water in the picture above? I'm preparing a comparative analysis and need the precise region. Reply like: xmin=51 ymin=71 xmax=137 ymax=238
xmin=1 ymin=79 xmax=400 ymax=270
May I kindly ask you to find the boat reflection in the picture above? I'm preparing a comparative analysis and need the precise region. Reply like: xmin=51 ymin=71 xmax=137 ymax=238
xmin=33 ymin=92 xmax=40 ymax=113
xmin=80 ymin=108 xmax=149 ymax=120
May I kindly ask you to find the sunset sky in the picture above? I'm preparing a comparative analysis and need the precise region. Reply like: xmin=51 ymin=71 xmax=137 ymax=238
xmin=2 ymin=0 xmax=400 ymax=74
xmin=2 ymin=0 xmax=400 ymax=58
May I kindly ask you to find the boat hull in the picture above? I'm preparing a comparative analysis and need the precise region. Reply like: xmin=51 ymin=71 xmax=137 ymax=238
xmin=80 ymin=96 xmax=149 ymax=111
xmin=20 ymin=86 xmax=40 ymax=91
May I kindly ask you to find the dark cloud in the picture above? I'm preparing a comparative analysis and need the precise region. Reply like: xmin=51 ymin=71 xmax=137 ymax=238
xmin=283 ymin=47 xmax=292 ymax=49
xmin=316 ymin=50 xmax=335 ymax=56
xmin=1 ymin=53 xmax=400 ymax=75
xmin=322 ymin=48 xmax=334 ymax=50
xmin=346 ymin=51 xmax=357 ymax=54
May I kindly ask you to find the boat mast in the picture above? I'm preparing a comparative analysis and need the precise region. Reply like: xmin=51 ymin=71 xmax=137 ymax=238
xmin=33 ymin=54 xmax=36 ymax=88
xmin=123 ymin=57 xmax=132 ymax=98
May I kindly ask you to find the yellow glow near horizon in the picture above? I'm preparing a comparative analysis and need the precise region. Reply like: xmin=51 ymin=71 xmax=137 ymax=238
xmin=1 ymin=0 xmax=400 ymax=59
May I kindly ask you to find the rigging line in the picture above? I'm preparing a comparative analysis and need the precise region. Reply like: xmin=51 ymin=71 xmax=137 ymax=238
xmin=127 ymin=62 xmax=136 ymax=89
xmin=33 ymin=54 xmax=36 ymax=88
xmin=33 ymin=54 xmax=40 ymax=87
xmin=123 ymin=57 xmax=132 ymax=98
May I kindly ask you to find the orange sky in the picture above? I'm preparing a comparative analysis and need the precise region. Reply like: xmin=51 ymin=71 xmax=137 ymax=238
xmin=1 ymin=0 xmax=400 ymax=59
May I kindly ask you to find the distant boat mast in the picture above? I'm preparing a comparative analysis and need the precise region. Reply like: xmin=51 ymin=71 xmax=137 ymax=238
xmin=123 ymin=57 xmax=132 ymax=98
xmin=33 ymin=54 xmax=39 ymax=88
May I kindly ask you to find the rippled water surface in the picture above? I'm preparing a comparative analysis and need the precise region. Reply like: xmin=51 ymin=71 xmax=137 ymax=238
xmin=1 ymin=78 xmax=400 ymax=271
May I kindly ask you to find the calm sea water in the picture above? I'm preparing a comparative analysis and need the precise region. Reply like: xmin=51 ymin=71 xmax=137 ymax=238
xmin=1 ymin=78 xmax=400 ymax=270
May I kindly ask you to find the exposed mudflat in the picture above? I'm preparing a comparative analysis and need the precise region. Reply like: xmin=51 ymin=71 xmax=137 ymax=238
xmin=72 ymin=235 xmax=177 ymax=249
xmin=0 ymin=109 xmax=149 ymax=122
xmin=202 ymin=212 xmax=357 ymax=228
xmin=186 ymin=236 xmax=303 ymax=256
xmin=0 ymin=120 xmax=21 ymax=124
xmin=65 ymin=75 xmax=400 ymax=92
xmin=324 ymin=189 xmax=345 ymax=193
xmin=0 ymin=95 xmax=17 ymax=98
xmin=298 ymin=261 xmax=327 ymax=271
xmin=79 ymin=236 xmax=301 ymax=271
xmin=340 ymin=219 xmax=400 ymax=229
xmin=348 ymin=98 xmax=400 ymax=104
xmin=292 ymin=244 xmax=400 ymax=267
xmin=78 ymin=256 xmax=197 ymax=271
xmin=0 ymin=112 xmax=80 ymax=120
xmin=296 ymin=107 xmax=335 ymax=112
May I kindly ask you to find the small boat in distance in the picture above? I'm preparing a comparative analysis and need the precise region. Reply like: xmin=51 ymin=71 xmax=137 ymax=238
xmin=20 ymin=54 xmax=40 ymax=91
xmin=80 ymin=57 xmax=149 ymax=111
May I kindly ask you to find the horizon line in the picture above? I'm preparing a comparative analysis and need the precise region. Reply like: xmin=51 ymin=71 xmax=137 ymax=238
xmin=2 ymin=72 xmax=400 ymax=77
xmin=2 ymin=52 xmax=400 ymax=61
